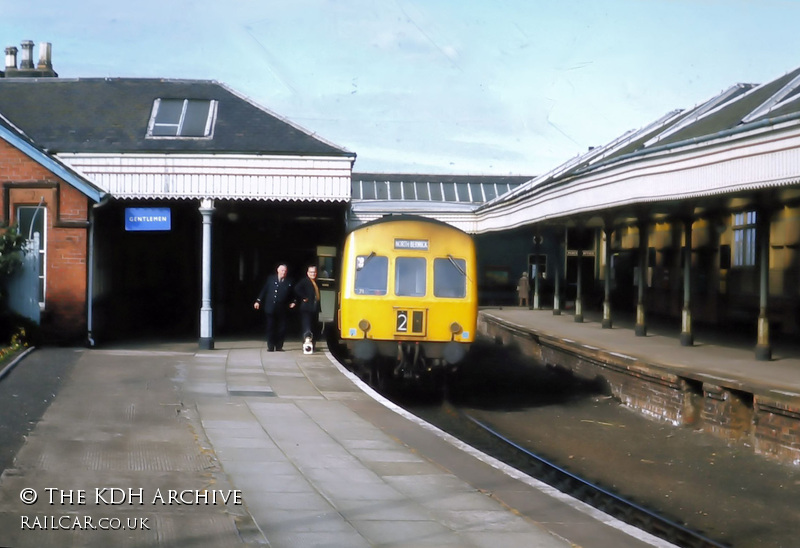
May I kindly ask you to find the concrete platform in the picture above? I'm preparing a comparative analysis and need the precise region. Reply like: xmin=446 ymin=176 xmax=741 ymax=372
xmin=478 ymin=307 xmax=800 ymax=465
xmin=0 ymin=339 xmax=672 ymax=547
xmin=479 ymin=307 xmax=800 ymax=395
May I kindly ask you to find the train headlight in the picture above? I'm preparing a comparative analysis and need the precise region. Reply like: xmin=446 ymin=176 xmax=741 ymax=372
xmin=358 ymin=319 xmax=371 ymax=333
xmin=449 ymin=322 xmax=463 ymax=335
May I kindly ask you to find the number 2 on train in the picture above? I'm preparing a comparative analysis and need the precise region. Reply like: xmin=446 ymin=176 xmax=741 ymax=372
xmin=396 ymin=310 xmax=408 ymax=332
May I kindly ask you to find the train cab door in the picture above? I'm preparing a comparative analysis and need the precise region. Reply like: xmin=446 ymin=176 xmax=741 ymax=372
xmin=316 ymin=245 xmax=338 ymax=323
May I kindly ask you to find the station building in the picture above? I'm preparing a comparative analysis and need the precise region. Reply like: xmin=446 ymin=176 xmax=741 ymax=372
xmin=3 ymin=40 xmax=800 ymax=363
xmin=473 ymin=66 xmax=800 ymax=361
xmin=0 ymin=42 xmax=354 ymax=347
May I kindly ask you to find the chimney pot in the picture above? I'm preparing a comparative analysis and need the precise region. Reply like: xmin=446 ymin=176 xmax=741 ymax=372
xmin=19 ymin=40 xmax=34 ymax=70
xmin=37 ymin=42 xmax=53 ymax=70
xmin=5 ymin=46 xmax=18 ymax=70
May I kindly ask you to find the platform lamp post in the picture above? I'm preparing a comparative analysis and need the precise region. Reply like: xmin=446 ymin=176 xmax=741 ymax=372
xmin=199 ymin=199 xmax=215 ymax=350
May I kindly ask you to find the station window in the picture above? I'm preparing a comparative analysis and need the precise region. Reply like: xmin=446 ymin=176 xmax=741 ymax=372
xmin=16 ymin=205 xmax=47 ymax=307
xmin=395 ymin=257 xmax=426 ymax=297
xmin=468 ymin=183 xmax=484 ymax=202
xmin=442 ymin=183 xmax=457 ymax=202
xmin=429 ymin=183 xmax=443 ymax=201
xmin=733 ymin=211 xmax=757 ymax=267
xmin=434 ymin=257 xmax=467 ymax=298
xmin=456 ymin=183 xmax=470 ymax=202
xmin=354 ymin=255 xmax=388 ymax=295
xmin=147 ymin=98 xmax=218 ymax=138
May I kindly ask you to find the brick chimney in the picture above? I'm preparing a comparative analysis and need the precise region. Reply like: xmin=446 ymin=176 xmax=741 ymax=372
xmin=2 ymin=40 xmax=58 ymax=78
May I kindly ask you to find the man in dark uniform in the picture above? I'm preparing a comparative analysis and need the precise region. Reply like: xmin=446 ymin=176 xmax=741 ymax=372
xmin=253 ymin=264 xmax=295 ymax=351
xmin=294 ymin=265 xmax=321 ymax=347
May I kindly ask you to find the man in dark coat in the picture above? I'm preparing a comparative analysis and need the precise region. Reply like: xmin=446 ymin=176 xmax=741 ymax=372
xmin=253 ymin=264 xmax=295 ymax=351
xmin=294 ymin=265 xmax=321 ymax=345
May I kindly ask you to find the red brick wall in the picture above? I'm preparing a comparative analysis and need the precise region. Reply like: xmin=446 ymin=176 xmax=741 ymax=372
xmin=1 ymin=140 xmax=90 ymax=342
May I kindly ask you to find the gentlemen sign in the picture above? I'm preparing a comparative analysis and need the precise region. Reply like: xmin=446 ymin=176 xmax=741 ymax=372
xmin=125 ymin=208 xmax=171 ymax=231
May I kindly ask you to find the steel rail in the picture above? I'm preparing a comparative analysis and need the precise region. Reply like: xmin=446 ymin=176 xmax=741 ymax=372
xmin=463 ymin=413 xmax=729 ymax=548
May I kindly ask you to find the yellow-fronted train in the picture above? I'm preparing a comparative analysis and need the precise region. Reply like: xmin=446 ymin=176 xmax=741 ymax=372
xmin=337 ymin=215 xmax=477 ymax=392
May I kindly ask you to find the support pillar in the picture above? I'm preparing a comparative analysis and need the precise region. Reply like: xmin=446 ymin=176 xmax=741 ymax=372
xmin=755 ymin=209 xmax=772 ymax=361
xmin=199 ymin=199 xmax=215 ymax=350
xmin=553 ymin=260 xmax=562 ymax=315
xmin=680 ymin=217 xmax=694 ymax=346
xmin=574 ymin=248 xmax=584 ymax=322
xmin=635 ymin=221 xmax=648 ymax=336
xmin=602 ymin=224 xmax=613 ymax=329
xmin=532 ymin=233 xmax=541 ymax=310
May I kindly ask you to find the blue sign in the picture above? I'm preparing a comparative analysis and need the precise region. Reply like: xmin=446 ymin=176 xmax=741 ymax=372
xmin=125 ymin=208 xmax=172 ymax=231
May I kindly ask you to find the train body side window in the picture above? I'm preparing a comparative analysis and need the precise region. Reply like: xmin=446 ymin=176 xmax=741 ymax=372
xmin=434 ymin=258 xmax=466 ymax=298
xmin=354 ymin=255 xmax=388 ymax=295
xmin=395 ymin=257 xmax=426 ymax=297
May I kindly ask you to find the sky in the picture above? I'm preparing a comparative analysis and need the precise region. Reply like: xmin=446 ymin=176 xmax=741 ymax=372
xmin=3 ymin=0 xmax=800 ymax=176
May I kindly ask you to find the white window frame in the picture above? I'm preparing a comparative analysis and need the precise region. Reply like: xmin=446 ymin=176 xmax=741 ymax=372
xmin=146 ymin=98 xmax=218 ymax=139
xmin=733 ymin=211 xmax=757 ymax=267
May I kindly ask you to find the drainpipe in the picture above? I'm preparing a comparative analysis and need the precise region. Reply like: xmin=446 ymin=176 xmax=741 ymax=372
xmin=86 ymin=195 xmax=109 ymax=347
xmin=87 ymin=205 xmax=96 ymax=347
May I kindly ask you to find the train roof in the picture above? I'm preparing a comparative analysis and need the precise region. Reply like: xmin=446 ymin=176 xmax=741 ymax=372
xmin=347 ymin=214 xmax=469 ymax=235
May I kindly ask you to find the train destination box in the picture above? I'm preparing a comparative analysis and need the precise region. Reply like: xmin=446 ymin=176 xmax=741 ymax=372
xmin=394 ymin=238 xmax=428 ymax=250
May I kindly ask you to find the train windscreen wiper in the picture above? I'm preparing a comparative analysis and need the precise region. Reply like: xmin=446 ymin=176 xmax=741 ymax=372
xmin=357 ymin=251 xmax=376 ymax=270
xmin=447 ymin=254 xmax=471 ymax=282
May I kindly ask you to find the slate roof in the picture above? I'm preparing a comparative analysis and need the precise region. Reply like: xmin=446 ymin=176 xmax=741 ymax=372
xmin=0 ymin=78 xmax=354 ymax=157
xmin=0 ymin=112 xmax=104 ymax=201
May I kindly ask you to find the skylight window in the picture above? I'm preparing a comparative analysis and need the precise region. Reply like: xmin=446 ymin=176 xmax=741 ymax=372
xmin=147 ymin=98 xmax=217 ymax=138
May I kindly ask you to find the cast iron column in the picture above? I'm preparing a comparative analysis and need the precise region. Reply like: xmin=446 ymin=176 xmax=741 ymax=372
xmin=680 ymin=217 xmax=694 ymax=346
xmin=574 ymin=248 xmax=584 ymax=322
xmin=602 ymin=223 xmax=613 ymax=329
xmin=635 ymin=220 xmax=648 ymax=337
xmin=199 ymin=199 xmax=215 ymax=350
xmin=755 ymin=209 xmax=772 ymax=361
xmin=553 ymin=260 xmax=562 ymax=315
xmin=532 ymin=233 xmax=541 ymax=310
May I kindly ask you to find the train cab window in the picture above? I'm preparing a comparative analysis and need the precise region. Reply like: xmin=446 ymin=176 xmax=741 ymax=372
xmin=434 ymin=257 xmax=467 ymax=298
xmin=354 ymin=255 xmax=388 ymax=295
xmin=395 ymin=257 xmax=426 ymax=297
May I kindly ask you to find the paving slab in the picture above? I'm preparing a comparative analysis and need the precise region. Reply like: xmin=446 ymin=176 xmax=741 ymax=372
xmin=0 ymin=336 xmax=672 ymax=547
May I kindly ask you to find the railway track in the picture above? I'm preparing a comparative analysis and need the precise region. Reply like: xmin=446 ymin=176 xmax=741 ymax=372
xmin=461 ymin=413 xmax=728 ymax=548
xmin=332 ymin=335 xmax=796 ymax=547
